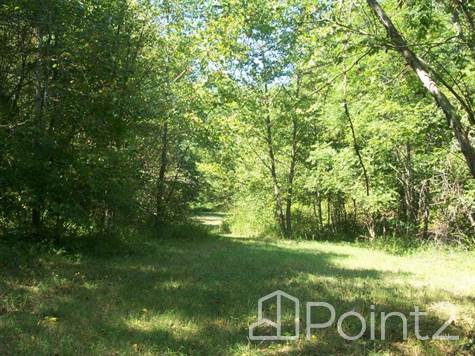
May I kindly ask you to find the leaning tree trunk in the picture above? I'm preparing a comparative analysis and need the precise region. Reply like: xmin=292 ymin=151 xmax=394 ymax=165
xmin=367 ymin=0 xmax=475 ymax=179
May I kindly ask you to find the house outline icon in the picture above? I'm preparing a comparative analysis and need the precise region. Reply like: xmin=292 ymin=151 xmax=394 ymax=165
xmin=249 ymin=290 xmax=300 ymax=340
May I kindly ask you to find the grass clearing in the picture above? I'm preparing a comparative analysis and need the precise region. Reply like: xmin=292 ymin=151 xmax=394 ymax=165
xmin=1 ymin=226 xmax=474 ymax=355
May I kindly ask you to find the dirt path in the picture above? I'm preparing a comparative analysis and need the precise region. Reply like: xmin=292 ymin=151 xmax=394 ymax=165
xmin=191 ymin=211 xmax=226 ymax=229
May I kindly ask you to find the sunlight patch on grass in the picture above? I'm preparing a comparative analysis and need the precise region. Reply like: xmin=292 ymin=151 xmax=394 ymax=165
xmin=161 ymin=280 xmax=183 ymax=291
xmin=1 ymin=233 xmax=474 ymax=355
xmin=125 ymin=311 xmax=198 ymax=335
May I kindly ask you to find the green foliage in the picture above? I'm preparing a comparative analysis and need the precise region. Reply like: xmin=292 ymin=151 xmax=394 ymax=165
xmin=1 ymin=0 xmax=473 ymax=244
xmin=194 ymin=0 xmax=475 ymax=243
xmin=225 ymin=194 xmax=276 ymax=238
xmin=0 ymin=0 xmax=204 ymax=237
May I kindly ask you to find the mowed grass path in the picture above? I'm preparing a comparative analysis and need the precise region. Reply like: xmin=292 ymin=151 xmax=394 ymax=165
xmin=1 ymin=228 xmax=474 ymax=355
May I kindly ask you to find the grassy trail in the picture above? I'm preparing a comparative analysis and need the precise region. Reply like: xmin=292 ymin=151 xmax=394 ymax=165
xmin=1 ymin=222 xmax=474 ymax=355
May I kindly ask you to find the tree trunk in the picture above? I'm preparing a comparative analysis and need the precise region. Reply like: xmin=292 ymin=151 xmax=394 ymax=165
xmin=156 ymin=0 xmax=173 ymax=223
xmin=314 ymin=190 xmax=323 ymax=228
xmin=264 ymin=110 xmax=286 ymax=236
xmin=156 ymin=120 xmax=168 ymax=221
xmin=396 ymin=144 xmax=417 ymax=230
xmin=367 ymin=0 xmax=475 ymax=179
xmin=344 ymin=102 xmax=370 ymax=195
xmin=284 ymin=110 xmax=299 ymax=238
xmin=418 ymin=179 xmax=430 ymax=239
xmin=32 ymin=24 xmax=46 ymax=236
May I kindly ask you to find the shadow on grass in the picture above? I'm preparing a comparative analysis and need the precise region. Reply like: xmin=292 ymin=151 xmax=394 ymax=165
xmin=0 ymin=233 xmax=471 ymax=355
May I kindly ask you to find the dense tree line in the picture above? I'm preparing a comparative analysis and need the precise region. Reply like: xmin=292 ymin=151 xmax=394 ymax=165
xmin=0 ymin=0 xmax=204 ymax=237
xmin=196 ymin=0 xmax=475 ymax=242
xmin=1 ymin=0 xmax=474 ymax=244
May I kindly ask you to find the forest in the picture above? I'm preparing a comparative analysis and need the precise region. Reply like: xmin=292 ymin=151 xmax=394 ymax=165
xmin=1 ymin=0 xmax=475 ymax=355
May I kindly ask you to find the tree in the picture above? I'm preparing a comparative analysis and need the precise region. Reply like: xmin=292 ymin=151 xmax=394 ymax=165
xmin=366 ymin=0 xmax=475 ymax=178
